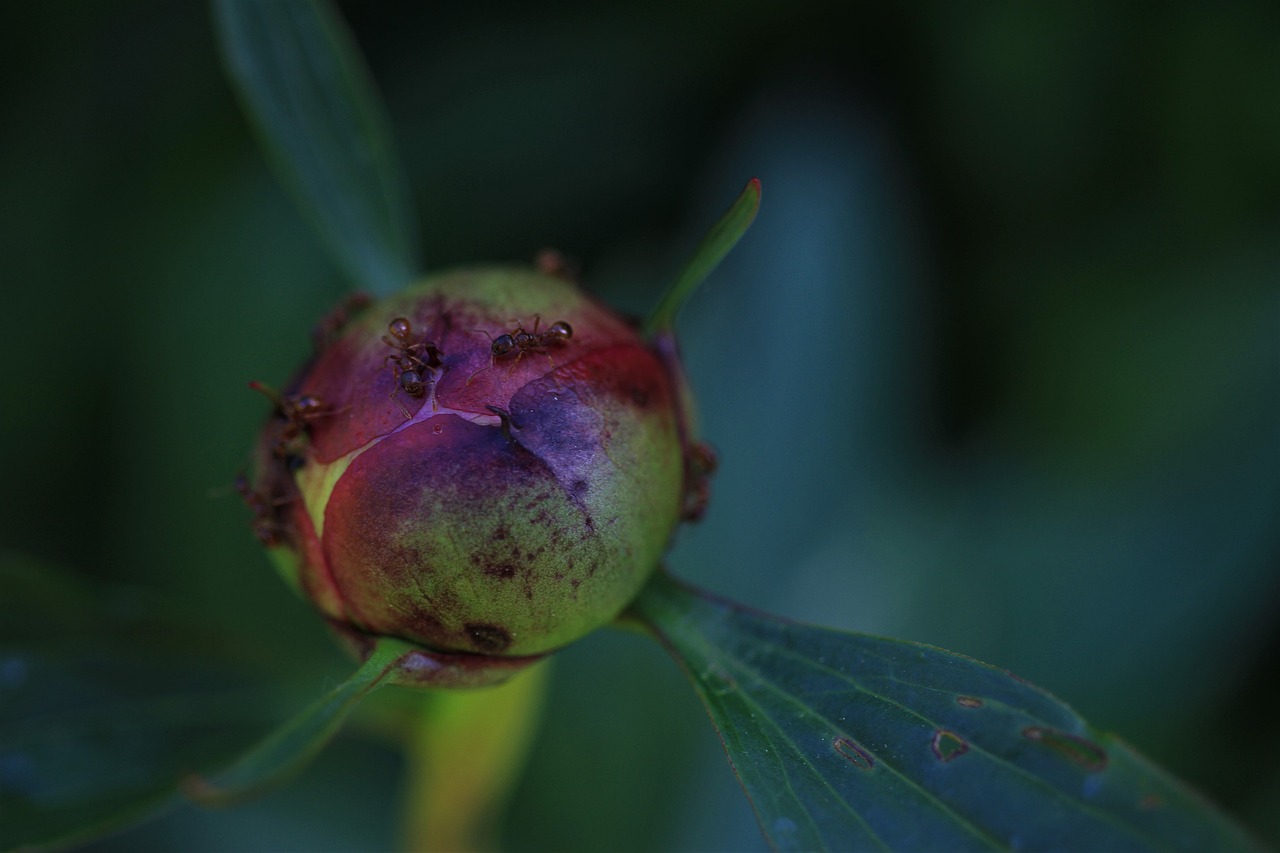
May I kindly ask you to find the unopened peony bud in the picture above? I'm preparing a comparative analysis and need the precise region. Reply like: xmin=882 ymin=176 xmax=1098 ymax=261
xmin=246 ymin=266 xmax=701 ymax=665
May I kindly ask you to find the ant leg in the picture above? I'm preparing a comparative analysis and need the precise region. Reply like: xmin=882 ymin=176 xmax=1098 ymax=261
xmin=466 ymin=355 xmax=495 ymax=386
xmin=503 ymin=350 xmax=526 ymax=378
xmin=467 ymin=328 xmax=498 ymax=385
xmin=248 ymin=380 xmax=285 ymax=412
xmin=388 ymin=385 xmax=412 ymax=420
xmin=542 ymin=351 xmax=566 ymax=392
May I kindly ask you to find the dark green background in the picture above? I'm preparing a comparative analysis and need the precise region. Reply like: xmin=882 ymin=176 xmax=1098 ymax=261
xmin=2 ymin=2 xmax=1277 ymax=850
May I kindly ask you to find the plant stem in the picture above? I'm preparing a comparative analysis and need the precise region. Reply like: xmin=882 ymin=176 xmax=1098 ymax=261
xmin=397 ymin=661 xmax=551 ymax=852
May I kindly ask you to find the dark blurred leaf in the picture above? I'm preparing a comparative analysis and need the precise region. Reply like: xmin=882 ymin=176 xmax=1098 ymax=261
xmin=0 ymin=555 xmax=299 ymax=852
xmin=213 ymin=0 xmax=420 ymax=296
xmin=186 ymin=636 xmax=414 ymax=807
xmin=645 ymin=178 xmax=761 ymax=336
xmin=630 ymin=570 xmax=1262 ymax=852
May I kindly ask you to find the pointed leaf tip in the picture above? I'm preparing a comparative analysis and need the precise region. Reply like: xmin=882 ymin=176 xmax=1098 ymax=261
xmin=631 ymin=570 xmax=1264 ymax=853
xmin=644 ymin=178 xmax=761 ymax=337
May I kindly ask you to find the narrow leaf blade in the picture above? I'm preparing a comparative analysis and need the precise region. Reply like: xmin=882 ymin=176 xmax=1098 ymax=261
xmin=186 ymin=636 xmax=416 ymax=806
xmin=630 ymin=571 xmax=1262 ymax=852
xmin=644 ymin=178 xmax=761 ymax=336
xmin=213 ymin=0 xmax=420 ymax=295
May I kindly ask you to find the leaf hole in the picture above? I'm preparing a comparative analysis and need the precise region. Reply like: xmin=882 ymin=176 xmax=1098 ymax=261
xmin=833 ymin=737 xmax=874 ymax=770
xmin=931 ymin=729 xmax=969 ymax=762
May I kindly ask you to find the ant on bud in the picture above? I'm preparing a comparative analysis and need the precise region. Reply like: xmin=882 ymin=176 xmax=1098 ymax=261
xmin=382 ymin=316 xmax=444 ymax=419
xmin=681 ymin=441 xmax=718 ymax=522
xmin=234 ymin=473 xmax=292 ymax=547
xmin=249 ymin=381 xmax=335 ymax=461
xmin=466 ymin=315 xmax=573 ymax=385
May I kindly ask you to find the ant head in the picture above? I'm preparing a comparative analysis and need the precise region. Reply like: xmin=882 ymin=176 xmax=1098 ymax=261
xmin=292 ymin=394 xmax=325 ymax=414
xmin=547 ymin=321 xmax=572 ymax=342
xmin=492 ymin=334 xmax=516 ymax=356
xmin=387 ymin=317 xmax=413 ymax=343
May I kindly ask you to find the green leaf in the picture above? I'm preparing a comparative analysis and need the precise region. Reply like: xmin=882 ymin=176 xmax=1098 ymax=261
xmin=644 ymin=178 xmax=761 ymax=337
xmin=187 ymin=635 xmax=415 ymax=806
xmin=0 ymin=556 xmax=299 ymax=851
xmin=629 ymin=571 xmax=1263 ymax=852
xmin=213 ymin=0 xmax=420 ymax=296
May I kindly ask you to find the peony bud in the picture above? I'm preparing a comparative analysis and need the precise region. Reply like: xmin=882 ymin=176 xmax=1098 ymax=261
xmin=245 ymin=265 xmax=702 ymax=666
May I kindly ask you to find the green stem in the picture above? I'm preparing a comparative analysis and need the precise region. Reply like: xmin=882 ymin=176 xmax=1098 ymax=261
xmin=398 ymin=661 xmax=552 ymax=852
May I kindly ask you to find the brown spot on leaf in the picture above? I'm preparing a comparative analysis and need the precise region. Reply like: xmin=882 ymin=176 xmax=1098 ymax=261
xmin=955 ymin=695 xmax=984 ymax=708
xmin=1022 ymin=726 xmax=1108 ymax=772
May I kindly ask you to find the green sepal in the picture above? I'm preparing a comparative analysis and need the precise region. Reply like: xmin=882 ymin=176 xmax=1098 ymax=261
xmin=185 ymin=636 xmax=417 ymax=806
xmin=644 ymin=178 xmax=761 ymax=337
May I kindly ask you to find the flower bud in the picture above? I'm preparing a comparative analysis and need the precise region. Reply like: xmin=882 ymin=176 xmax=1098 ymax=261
xmin=247 ymin=266 xmax=698 ymax=664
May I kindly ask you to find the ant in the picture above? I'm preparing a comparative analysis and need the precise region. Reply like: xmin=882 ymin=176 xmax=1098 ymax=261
xmin=249 ymin=381 xmax=335 ymax=461
xmin=681 ymin=441 xmax=718 ymax=522
xmin=467 ymin=315 xmax=572 ymax=384
xmin=234 ymin=473 xmax=293 ymax=547
xmin=382 ymin=316 xmax=443 ymax=419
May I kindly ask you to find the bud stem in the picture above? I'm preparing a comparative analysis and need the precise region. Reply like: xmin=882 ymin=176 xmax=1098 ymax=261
xmin=398 ymin=661 xmax=552 ymax=851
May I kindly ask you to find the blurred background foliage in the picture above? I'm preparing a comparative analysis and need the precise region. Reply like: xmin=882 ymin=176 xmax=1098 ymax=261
xmin=1 ymin=1 xmax=1277 ymax=850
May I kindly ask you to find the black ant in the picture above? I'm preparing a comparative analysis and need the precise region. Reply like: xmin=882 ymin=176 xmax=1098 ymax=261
xmin=467 ymin=315 xmax=572 ymax=384
xmin=249 ymin=381 xmax=335 ymax=461
xmin=382 ymin=316 xmax=443 ymax=419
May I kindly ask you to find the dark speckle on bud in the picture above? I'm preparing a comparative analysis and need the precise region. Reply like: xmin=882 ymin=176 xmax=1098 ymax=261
xmin=248 ymin=266 xmax=703 ymax=664
xmin=466 ymin=623 xmax=514 ymax=654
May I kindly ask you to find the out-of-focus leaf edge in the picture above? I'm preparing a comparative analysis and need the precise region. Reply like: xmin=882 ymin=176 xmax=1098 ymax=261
xmin=211 ymin=0 xmax=420 ymax=296
xmin=0 ymin=557 xmax=306 ymax=853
